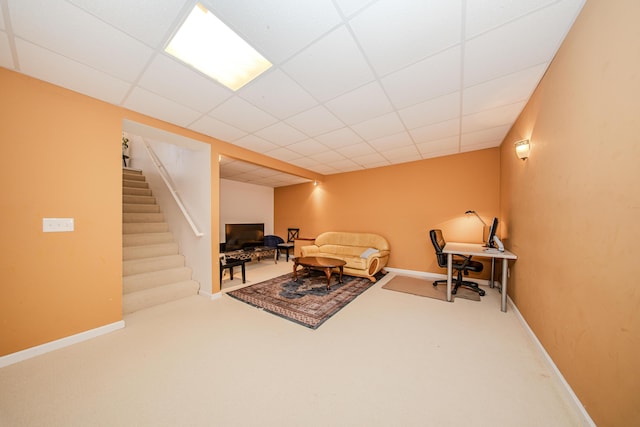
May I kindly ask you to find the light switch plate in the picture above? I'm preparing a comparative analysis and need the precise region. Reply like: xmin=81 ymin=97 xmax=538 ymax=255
xmin=43 ymin=218 xmax=74 ymax=232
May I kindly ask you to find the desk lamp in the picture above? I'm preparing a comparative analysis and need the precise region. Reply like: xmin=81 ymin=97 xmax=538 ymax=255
xmin=465 ymin=210 xmax=487 ymax=244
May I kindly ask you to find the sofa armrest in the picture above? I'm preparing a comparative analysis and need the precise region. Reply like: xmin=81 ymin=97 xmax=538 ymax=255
xmin=364 ymin=250 xmax=389 ymax=263
xmin=300 ymin=245 xmax=320 ymax=256
xmin=361 ymin=249 xmax=389 ymax=273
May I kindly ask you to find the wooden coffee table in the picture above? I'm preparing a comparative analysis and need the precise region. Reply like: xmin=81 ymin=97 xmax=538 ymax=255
xmin=293 ymin=256 xmax=347 ymax=290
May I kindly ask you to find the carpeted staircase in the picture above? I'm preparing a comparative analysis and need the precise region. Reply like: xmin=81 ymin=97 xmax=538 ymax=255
xmin=122 ymin=168 xmax=199 ymax=314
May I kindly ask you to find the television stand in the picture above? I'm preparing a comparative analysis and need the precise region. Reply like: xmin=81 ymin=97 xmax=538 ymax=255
xmin=223 ymin=246 xmax=278 ymax=264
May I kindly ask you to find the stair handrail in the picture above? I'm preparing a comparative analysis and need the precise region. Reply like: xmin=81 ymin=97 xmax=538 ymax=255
xmin=140 ymin=138 xmax=204 ymax=237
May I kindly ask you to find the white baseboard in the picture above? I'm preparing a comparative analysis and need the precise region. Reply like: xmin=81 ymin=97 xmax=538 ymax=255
xmin=199 ymin=289 xmax=222 ymax=300
xmin=507 ymin=296 xmax=596 ymax=427
xmin=0 ymin=320 xmax=125 ymax=368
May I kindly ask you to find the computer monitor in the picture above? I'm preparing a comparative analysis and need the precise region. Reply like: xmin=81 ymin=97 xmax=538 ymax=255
xmin=486 ymin=217 xmax=498 ymax=248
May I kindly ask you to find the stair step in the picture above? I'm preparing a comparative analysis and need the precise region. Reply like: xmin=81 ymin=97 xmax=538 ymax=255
xmin=123 ymin=187 xmax=152 ymax=196
xmin=123 ymin=222 xmax=169 ymax=234
xmin=123 ymin=179 xmax=149 ymax=189
xmin=123 ymin=267 xmax=193 ymax=294
xmin=123 ymin=212 xmax=165 ymax=223
xmin=123 ymin=195 xmax=156 ymax=205
xmin=123 ymin=254 xmax=185 ymax=276
xmin=123 ymin=232 xmax=174 ymax=247
xmin=123 ymin=171 xmax=145 ymax=181
xmin=123 ymin=242 xmax=179 ymax=260
xmin=123 ymin=280 xmax=200 ymax=315
xmin=123 ymin=203 xmax=160 ymax=213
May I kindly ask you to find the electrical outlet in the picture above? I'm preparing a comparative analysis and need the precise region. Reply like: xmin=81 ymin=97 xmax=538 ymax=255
xmin=43 ymin=218 xmax=74 ymax=232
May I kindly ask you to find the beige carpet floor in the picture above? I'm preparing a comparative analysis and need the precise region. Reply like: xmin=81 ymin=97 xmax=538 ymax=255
xmin=0 ymin=263 xmax=588 ymax=426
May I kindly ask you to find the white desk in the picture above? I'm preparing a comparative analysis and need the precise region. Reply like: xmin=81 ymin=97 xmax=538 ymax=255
xmin=443 ymin=242 xmax=518 ymax=312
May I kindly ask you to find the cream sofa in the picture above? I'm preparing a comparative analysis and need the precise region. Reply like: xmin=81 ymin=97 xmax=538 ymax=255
xmin=300 ymin=231 xmax=390 ymax=282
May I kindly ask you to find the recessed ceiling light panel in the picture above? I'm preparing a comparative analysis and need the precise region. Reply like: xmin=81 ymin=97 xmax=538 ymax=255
xmin=165 ymin=3 xmax=272 ymax=91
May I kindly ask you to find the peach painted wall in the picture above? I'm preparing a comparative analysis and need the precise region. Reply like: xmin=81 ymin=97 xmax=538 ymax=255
xmin=275 ymin=148 xmax=500 ymax=276
xmin=500 ymin=1 xmax=640 ymax=425
xmin=0 ymin=71 xmax=123 ymax=355
xmin=0 ymin=68 xmax=321 ymax=356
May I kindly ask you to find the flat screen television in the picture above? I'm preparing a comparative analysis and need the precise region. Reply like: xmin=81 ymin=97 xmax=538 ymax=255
xmin=486 ymin=217 xmax=499 ymax=248
xmin=224 ymin=223 xmax=264 ymax=252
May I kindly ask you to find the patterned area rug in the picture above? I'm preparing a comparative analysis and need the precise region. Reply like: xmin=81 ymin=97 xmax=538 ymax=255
xmin=227 ymin=271 xmax=384 ymax=329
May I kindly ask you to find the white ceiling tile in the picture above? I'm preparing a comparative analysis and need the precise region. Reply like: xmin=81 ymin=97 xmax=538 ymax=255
xmin=251 ymin=165 xmax=284 ymax=178
xmin=205 ymin=0 xmax=342 ymax=64
xmin=350 ymin=0 xmax=462 ymax=76
xmin=124 ymin=87 xmax=201 ymax=127
xmin=409 ymin=118 xmax=460 ymax=144
xmin=399 ymin=92 xmax=460 ymax=130
xmin=0 ymin=32 xmax=14 ymax=69
xmin=416 ymin=136 xmax=459 ymax=157
xmin=382 ymin=46 xmax=461 ymax=109
xmin=220 ymin=158 xmax=258 ymax=173
xmin=282 ymin=25 xmax=375 ymax=102
xmin=336 ymin=142 xmax=376 ymax=158
xmin=233 ymin=134 xmax=279 ymax=153
xmin=325 ymin=81 xmax=393 ymax=125
xmin=209 ymin=96 xmax=278 ymax=133
xmin=67 ymin=0 xmax=188 ymax=47
xmin=463 ymin=64 xmax=547 ymax=115
xmin=315 ymin=127 xmax=364 ymax=149
xmin=286 ymin=106 xmax=344 ymax=137
xmin=351 ymin=152 xmax=390 ymax=168
xmin=351 ymin=112 xmax=405 ymax=141
xmin=265 ymin=147 xmax=303 ymax=162
xmin=9 ymin=0 xmax=153 ymax=82
xmin=334 ymin=0 xmax=376 ymax=17
xmin=139 ymin=54 xmax=232 ymax=113
xmin=2 ymin=0 xmax=584 ymax=185
xmin=290 ymin=156 xmax=323 ymax=169
xmin=368 ymin=131 xmax=413 ymax=151
xmin=464 ymin=0 xmax=585 ymax=87
xmin=287 ymin=139 xmax=331 ymax=156
xmin=461 ymin=125 xmax=511 ymax=148
xmin=465 ymin=0 xmax=556 ymax=38
xmin=15 ymin=39 xmax=130 ymax=104
xmin=239 ymin=69 xmax=317 ymax=119
xmin=254 ymin=122 xmax=307 ymax=146
xmin=309 ymin=150 xmax=346 ymax=164
xmin=461 ymin=102 xmax=525 ymax=134
xmin=330 ymin=159 xmax=364 ymax=172
xmin=310 ymin=164 xmax=341 ymax=174
xmin=381 ymin=145 xmax=421 ymax=163
xmin=189 ymin=116 xmax=247 ymax=143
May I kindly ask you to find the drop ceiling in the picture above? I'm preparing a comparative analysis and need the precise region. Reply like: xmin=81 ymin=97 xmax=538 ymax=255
xmin=1 ymin=0 xmax=585 ymax=187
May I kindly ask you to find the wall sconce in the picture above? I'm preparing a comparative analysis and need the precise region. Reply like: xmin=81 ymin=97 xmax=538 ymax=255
xmin=514 ymin=139 xmax=530 ymax=160
xmin=313 ymin=180 xmax=318 ymax=186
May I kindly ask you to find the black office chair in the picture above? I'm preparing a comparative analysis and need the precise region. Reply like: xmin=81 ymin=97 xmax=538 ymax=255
xmin=430 ymin=229 xmax=485 ymax=296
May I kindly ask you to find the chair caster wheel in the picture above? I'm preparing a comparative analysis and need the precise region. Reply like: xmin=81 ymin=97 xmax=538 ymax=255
xmin=452 ymin=290 xmax=457 ymax=295
xmin=479 ymin=290 xmax=486 ymax=296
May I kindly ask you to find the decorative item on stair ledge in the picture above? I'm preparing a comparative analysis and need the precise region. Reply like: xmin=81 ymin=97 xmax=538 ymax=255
xmin=122 ymin=134 xmax=130 ymax=167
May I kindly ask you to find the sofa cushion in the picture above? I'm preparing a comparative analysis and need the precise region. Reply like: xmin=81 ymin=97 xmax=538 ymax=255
xmin=314 ymin=232 xmax=390 ymax=251
xmin=315 ymin=252 xmax=366 ymax=270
